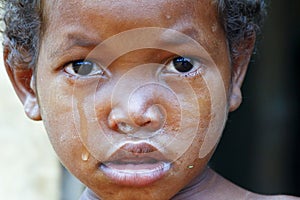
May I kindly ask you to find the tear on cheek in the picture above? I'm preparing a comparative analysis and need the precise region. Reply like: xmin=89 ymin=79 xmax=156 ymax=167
xmin=197 ymin=66 xmax=228 ymax=159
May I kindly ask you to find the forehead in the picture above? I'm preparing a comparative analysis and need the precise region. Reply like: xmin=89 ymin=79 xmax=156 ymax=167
xmin=42 ymin=0 xmax=226 ymax=64
xmin=45 ymin=0 xmax=217 ymax=17
xmin=44 ymin=0 xmax=220 ymax=34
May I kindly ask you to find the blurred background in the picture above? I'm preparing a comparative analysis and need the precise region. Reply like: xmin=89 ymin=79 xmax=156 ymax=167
xmin=0 ymin=0 xmax=299 ymax=199
xmin=211 ymin=0 xmax=300 ymax=196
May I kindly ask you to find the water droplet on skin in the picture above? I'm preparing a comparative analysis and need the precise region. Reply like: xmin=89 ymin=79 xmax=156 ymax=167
xmin=188 ymin=165 xmax=194 ymax=169
xmin=82 ymin=150 xmax=90 ymax=161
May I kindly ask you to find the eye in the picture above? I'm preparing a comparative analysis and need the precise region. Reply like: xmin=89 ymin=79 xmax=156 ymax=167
xmin=165 ymin=56 xmax=203 ymax=76
xmin=172 ymin=57 xmax=194 ymax=72
xmin=64 ymin=60 xmax=104 ymax=77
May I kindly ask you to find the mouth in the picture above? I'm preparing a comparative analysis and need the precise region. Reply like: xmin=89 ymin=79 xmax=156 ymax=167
xmin=99 ymin=142 xmax=171 ymax=187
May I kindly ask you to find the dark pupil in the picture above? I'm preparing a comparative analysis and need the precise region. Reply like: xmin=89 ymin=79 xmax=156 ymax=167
xmin=73 ymin=61 xmax=93 ymax=75
xmin=172 ymin=57 xmax=193 ymax=73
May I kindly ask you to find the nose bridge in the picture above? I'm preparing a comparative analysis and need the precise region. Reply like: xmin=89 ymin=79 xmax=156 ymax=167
xmin=110 ymin=63 xmax=157 ymax=113
xmin=107 ymin=64 xmax=167 ymax=133
xmin=127 ymin=83 xmax=163 ymax=125
xmin=109 ymin=85 xmax=162 ymax=128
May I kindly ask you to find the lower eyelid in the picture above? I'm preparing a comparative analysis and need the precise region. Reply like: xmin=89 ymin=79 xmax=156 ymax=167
xmin=180 ymin=66 xmax=205 ymax=77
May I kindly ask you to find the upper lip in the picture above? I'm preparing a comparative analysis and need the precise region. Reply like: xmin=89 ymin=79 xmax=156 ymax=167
xmin=104 ymin=142 xmax=168 ymax=163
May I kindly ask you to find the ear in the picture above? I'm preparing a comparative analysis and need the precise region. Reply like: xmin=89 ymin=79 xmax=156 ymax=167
xmin=3 ymin=46 xmax=42 ymax=120
xmin=229 ymin=35 xmax=256 ymax=112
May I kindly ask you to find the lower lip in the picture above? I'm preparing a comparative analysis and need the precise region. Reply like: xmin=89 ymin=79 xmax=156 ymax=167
xmin=100 ymin=161 xmax=171 ymax=187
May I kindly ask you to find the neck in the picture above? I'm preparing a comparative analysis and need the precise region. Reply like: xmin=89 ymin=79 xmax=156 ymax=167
xmin=171 ymin=167 xmax=217 ymax=199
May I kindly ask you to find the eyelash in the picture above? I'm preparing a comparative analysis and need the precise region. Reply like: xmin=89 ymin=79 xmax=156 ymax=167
xmin=164 ymin=56 xmax=205 ymax=77
xmin=63 ymin=56 xmax=203 ymax=79
xmin=63 ymin=60 xmax=105 ymax=78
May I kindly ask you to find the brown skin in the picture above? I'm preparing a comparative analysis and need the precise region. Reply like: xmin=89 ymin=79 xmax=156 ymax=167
xmin=4 ymin=0 xmax=299 ymax=199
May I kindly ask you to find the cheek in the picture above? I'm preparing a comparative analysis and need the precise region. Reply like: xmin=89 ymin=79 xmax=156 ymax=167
xmin=166 ymin=67 xmax=228 ymax=165
xmin=167 ymin=76 xmax=211 ymax=166
xmin=36 ymin=66 xmax=96 ymax=169
xmin=38 ymin=83 xmax=76 ymax=157
xmin=163 ymin=75 xmax=212 ymax=138
xmin=196 ymin=68 xmax=229 ymax=159
xmin=37 ymin=78 xmax=108 ymax=188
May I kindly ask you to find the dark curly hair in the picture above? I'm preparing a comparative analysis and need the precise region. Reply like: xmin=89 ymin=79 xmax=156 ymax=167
xmin=1 ymin=0 xmax=266 ymax=70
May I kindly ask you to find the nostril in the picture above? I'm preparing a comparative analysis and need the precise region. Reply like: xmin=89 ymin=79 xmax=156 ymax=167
xmin=142 ymin=104 xmax=166 ymax=131
xmin=143 ymin=120 xmax=151 ymax=126
xmin=117 ymin=122 xmax=135 ymax=134
xmin=108 ymin=104 xmax=166 ymax=134
xmin=108 ymin=109 xmax=136 ymax=134
xmin=108 ymin=112 xmax=118 ymax=131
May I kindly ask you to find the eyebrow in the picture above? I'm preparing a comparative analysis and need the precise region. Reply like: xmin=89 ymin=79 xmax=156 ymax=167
xmin=49 ymin=33 xmax=101 ymax=60
xmin=160 ymin=27 xmax=201 ymax=45
xmin=49 ymin=27 xmax=204 ymax=61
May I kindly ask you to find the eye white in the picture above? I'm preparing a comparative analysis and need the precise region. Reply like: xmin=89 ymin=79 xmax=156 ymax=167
xmin=64 ymin=60 xmax=104 ymax=77
xmin=165 ymin=57 xmax=201 ymax=74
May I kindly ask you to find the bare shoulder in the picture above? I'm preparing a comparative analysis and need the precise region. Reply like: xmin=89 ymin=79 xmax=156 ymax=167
xmin=177 ymin=169 xmax=300 ymax=200
xmin=248 ymin=193 xmax=300 ymax=200
xmin=210 ymin=169 xmax=300 ymax=200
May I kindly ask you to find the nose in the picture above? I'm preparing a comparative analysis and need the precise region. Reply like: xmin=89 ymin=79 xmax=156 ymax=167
xmin=108 ymin=103 xmax=165 ymax=134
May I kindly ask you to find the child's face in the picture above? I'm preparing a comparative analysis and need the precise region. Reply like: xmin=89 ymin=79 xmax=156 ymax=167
xmin=18 ymin=0 xmax=245 ymax=199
